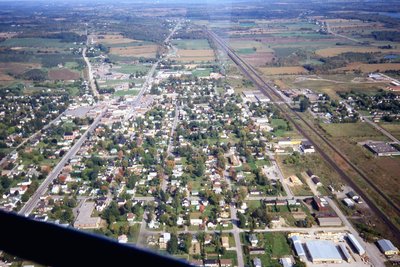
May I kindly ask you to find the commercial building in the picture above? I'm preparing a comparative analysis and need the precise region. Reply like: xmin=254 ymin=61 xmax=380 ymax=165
xmin=305 ymin=240 xmax=343 ymax=264
xmin=377 ymin=239 xmax=399 ymax=256
xmin=347 ymin=234 xmax=366 ymax=255
xmin=364 ymin=142 xmax=400 ymax=157
xmin=316 ymin=216 xmax=342 ymax=227
xmin=338 ymin=243 xmax=352 ymax=262
xmin=290 ymin=236 xmax=306 ymax=257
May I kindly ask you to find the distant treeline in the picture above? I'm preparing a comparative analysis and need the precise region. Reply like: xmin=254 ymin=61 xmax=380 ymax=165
xmin=372 ymin=31 xmax=400 ymax=42
xmin=304 ymin=52 xmax=379 ymax=73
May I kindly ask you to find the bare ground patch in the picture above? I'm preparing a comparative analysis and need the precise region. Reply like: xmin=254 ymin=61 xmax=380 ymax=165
xmin=48 ymin=68 xmax=80 ymax=80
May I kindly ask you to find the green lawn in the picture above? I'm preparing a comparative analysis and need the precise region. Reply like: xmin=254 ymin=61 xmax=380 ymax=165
xmin=192 ymin=68 xmax=212 ymax=77
xmin=172 ymin=39 xmax=211 ymax=50
xmin=113 ymin=89 xmax=139 ymax=97
xmin=320 ymin=122 xmax=385 ymax=138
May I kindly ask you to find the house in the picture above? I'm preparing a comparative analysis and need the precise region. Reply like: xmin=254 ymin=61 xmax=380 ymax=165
xmin=127 ymin=213 xmax=136 ymax=222
xmin=311 ymin=177 xmax=322 ymax=186
xmin=221 ymin=236 xmax=229 ymax=248
xmin=204 ymin=259 xmax=219 ymax=267
xmin=249 ymin=234 xmax=259 ymax=247
xmin=190 ymin=218 xmax=203 ymax=226
xmin=300 ymin=141 xmax=315 ymax=153
xmin=220 ymin=259 xmax=233 ymax=267
xmin=253 ymin=257 xmax=262 ymax=267
xmin=343 ymin=198 xmax=355 ymax=208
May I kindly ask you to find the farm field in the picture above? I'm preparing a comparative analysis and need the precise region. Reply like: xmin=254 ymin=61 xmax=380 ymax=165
xmin=172 ymin=38 xmax=215 ymax=62
xmin=172 ymin=39 xmax=210 ymax=50
xmin=0 ymin=37 xmax=79 ymax=49
xmin=174 ymin=49 xmax=215 ymax=62
xmin=110 ymin=45 xmax=158 ymax=58
xmin=48 ymin=68 xmax=80 ymax=80
xmin=93 ymin=34 xmax=139 ymax=45
xmin=336 ymin=63 xmax=400 ymax=73
xmin=315 ymin=46 xmax=399 ymax=57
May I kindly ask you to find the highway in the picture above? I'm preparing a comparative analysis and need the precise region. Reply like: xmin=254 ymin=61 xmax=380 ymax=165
xmin=19 ymin=110 xmax=105 ymax=216
xmin=206 ymin=28 xmax=400 ymax=243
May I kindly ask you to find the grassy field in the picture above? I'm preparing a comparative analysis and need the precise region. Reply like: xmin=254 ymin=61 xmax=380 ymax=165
xmin=192 ymin=68 xmax=212 ymax=77
xmin=378 ymin=123 xmax=400 ymax=140
xmin=315 ymin=46 xmax=388 ymax=57
xmin=237 ymin=48 xmax=256 ymax=54
xmin=259 ymin=66 xmax=308 ymax=75
xmin=113 ymin=89 xmax=139 ymax=97
xmin=320 ymin=122 xmax=386 ymax=138
xmin=114 ymin=64 xmax=150 ymax=74
xmin=172 ymin=39 xmax=211 ymax=50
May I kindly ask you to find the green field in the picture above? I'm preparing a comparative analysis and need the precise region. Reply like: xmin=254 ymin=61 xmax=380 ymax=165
xmin=192 ymin=68 xmax=212 ymax=77
xmin=0 ymin=38 xmax=77 ymax=48
xmin=321 ymin=122 xmax=386 ymax=138
xmin=172 ymin=39 xmax=211 ymax=50
xmin=114 ymin=89 xmax=139 ymax=97
xmin=114 ymin=64 xmax=150 ymax=74
xmin=237 ymin=48 xmax=256 ymax=54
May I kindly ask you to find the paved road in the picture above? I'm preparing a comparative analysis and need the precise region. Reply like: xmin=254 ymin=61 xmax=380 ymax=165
xmin=0 ymin=111 xmax=65 ymax=166
xmin=82 ymin=47 xmax=99 ymax=99
xmin=363 ymin=116 xmax=400 ymax=144
xmin=223 ymin=169 xmax=245 ymax=267
xmin=19 ymin=110 xmax=105 ymax=216
xmin=326 ymin=198 xmax=384 ymax=267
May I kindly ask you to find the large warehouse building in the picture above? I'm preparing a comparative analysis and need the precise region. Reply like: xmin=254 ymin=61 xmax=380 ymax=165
xmin=305 ymin=240 xmax=343 ymax=264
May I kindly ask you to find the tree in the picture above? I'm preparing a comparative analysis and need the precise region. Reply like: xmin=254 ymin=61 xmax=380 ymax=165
xmin=299 ymin=97 xmax=310 ymax=112
xmin=237 ymin=211 xmax=246 ymax=228
xmin=167 ymin=233 xmax=178 ymax=254
xmin=182 ymin=233 xmax=192 ymax=253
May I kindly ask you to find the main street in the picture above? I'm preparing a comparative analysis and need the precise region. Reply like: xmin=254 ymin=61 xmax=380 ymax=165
xmin=82 ymin=46 xmax=99 ymax=99
xmin=19 ymin=109 xmax=106 ymax=216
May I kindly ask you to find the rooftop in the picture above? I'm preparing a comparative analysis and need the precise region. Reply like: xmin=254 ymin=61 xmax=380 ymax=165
xmin=306 ymin=240 xmax=342 ymax=262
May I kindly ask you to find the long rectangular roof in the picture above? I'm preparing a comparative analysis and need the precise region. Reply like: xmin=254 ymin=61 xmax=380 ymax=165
xmin=347 ymin=234 xmax=365 ymax=255
xmin=377 ymin=239 xmax=399 ymax=252
xmin=306 ymin=240 xmax=342 ymax=261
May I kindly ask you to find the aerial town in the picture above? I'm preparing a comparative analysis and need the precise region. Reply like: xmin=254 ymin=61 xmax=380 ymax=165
xmin=0 ymin=1 xmax=399 ymax=266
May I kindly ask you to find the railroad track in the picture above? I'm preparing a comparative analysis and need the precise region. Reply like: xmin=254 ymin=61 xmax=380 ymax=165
xmin=206 ymin=29 xmax=400 ymax=241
